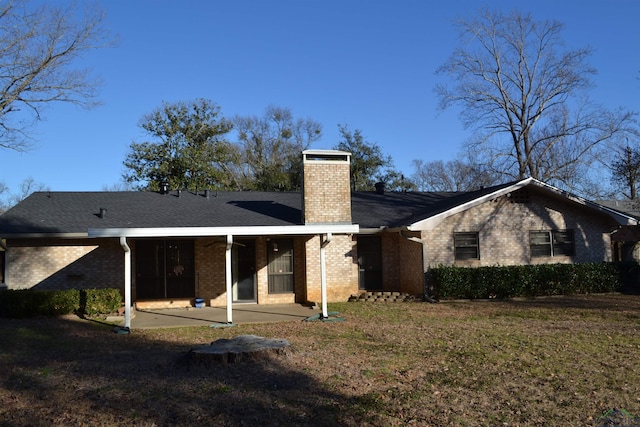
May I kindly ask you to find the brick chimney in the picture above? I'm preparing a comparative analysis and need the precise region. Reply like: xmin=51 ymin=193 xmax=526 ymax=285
xmin=302 ymin=150 xmax=352 ymax=224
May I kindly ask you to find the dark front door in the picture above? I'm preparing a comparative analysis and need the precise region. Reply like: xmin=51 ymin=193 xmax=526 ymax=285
xmin=358 ymin=236 xmax=383 ymax=290
xmin=233 ymin=239 xmax=256 ymax=302
xmin=136 ymin=239 xmax=195 ymax=299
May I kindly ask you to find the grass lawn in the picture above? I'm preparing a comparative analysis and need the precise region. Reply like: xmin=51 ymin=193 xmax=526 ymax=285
xmin=1 ymin=294 xmax=639 ymax=426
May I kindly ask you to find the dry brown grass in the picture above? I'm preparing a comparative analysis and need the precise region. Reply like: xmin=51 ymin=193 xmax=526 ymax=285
xmin=1 ymin=294 xmax=640 ymax=426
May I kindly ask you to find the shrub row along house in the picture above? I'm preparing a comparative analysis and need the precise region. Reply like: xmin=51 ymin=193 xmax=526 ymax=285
xmin=0 ymin=150 xmax=636 ymax=327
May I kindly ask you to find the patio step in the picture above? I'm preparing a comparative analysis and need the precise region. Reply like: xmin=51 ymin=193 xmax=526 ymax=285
xmin=135 ymin=299 xmax=193 ymax=310
xmin=348 ymin=291 xmax=418 ymax=303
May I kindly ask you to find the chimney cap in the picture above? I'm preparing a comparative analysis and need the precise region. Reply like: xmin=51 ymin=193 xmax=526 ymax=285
xmin=303 ymin=149 xmax=351 ymax=164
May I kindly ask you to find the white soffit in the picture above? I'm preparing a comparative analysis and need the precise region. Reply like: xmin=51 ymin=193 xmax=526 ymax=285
xmin=88 ymin=224 xmax=359 ymax=238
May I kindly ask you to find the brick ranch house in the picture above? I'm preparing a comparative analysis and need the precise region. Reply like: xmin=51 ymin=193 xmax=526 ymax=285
xmin=0 ymin=150 xmax=637 ymax=327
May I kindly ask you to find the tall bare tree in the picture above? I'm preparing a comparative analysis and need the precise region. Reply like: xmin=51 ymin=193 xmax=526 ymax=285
xmin=435 ymin=9 xmax=635 ymax=192
xmin=0 ymin=176 xmax=48 ymax=213
xmin=410 ymin=158 xmax=499 ymax=192
xmin=610 ymin=142 xmax=640 ymax=200
xmin=233 ymin=106 xmax=322 ymax=191
xmin=0 ymin=0 xmax=111 ymax=152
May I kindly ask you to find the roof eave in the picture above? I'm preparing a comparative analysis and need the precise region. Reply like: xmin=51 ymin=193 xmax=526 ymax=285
xmin=1 ymin=232 xmax=89 ymax=239
xmin=407 ymin=177 xmax=639 ymax=231
xmin=408 ymin=179 xmax=534 ymax=231
xmin=88 ymin=224 xmax=360 ymax=238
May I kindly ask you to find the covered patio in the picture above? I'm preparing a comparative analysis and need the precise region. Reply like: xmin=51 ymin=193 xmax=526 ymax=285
xmin=126 ymin=303 xmax=321 ymax=329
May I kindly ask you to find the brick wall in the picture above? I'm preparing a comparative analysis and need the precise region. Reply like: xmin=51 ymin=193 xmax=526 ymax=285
xmin=5 ymin=238 xmax=123 ymax=291
xmin=421 ymin=192 xmax=614 ymax=266
xmin=305 ymin=234 xmax=358 ymax=303
xmin=303 ymin=158 xmax=351 ymax=224
xmin=193 ymin=237 xmax=226 ymax=304
xmin=194 ymin=236 xmax=306 ymax=307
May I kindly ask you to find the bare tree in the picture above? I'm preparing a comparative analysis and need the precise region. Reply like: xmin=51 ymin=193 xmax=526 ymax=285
xmin=609 ymin=141 xmax=640 ymax=200
xmin=410 ymin=158 xmax=499 ymax=192
xmin=233 ymin=106 xmax=322 ymax=191
xmin=0 ymin=176 xmax=47 ymax=212
xmin=435 ymin=9 xmax=636 ymax=192
xmin=0 ymin=0 xmax=111 ymax=152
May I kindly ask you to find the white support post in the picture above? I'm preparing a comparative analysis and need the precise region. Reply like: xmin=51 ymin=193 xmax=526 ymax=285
xmin=320 ymin=233 xmax=332 ymax=319
xmin=119 ymin=237 xmax=132 ymax=329
xmin=225 ymin=234 xmax=233 ymax=324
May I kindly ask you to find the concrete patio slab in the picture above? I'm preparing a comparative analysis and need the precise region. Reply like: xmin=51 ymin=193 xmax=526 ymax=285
xmin=128 ymin=303 xmax=320 ymax=329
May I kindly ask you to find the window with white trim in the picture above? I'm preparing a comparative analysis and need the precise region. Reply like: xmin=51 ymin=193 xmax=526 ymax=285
xmin=454 ymin=232 xmax=480 ymax=260
xmin=530 ymin=230 xmax=575 ymax=257
xmin=268 ymin=238 xmax=294 ymax=293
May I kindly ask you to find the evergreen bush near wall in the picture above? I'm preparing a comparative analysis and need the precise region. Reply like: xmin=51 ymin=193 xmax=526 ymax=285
xmin=430 ymin=263 xmax=623 ymax=300
xmin=80 ymin=288 xmax=123 ymax=316
xmin=0 ymin=288 xmax=122 ymax=318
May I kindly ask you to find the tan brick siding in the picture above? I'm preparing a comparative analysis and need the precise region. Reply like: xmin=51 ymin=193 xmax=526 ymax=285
xmin=305 ymin=234 xmax=358 ymax=303
xmin=194 ymin=236 xmax=310 ymax=307
xmin=420 ymin=193 xmax=614 ymax=267
xmin=5 ymin=238 xmax=123 ymax=291
xmin=303 ymin=161 xmax=351 ymax=224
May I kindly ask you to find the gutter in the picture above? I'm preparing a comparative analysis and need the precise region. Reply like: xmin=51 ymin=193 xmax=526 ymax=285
xmin=119 ymin=237 xmax=132 ymax=332
xmin=320 ymin=233 xmax=332 ymax=319
xmin=88 ymin=224 xmax=359 ymax=238
xmin=400 ymin=230 xmax=437 ymax=303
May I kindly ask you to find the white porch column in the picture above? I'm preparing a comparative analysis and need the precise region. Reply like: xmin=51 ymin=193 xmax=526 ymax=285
xmin=225 ymin=234 xmax=233 ymax=324
xmin=320 ymin=233 xmax=332 ymax=319
xmin=119 ymin=237 xmax=132 ymax=329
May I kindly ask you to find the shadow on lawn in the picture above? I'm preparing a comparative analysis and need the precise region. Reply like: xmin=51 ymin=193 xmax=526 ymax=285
xmin=499 ymin=294 xmax=640 ymax=313
xmin=0 ymin=317 xmax=374 ymax=426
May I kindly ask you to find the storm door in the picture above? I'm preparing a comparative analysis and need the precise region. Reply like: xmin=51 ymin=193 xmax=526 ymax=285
xmin=232 ymin=239 xmax=256 ymax=302
xmin=357 ymin=235 xmax=383 ymax=290
xmin=135 ymin=239 xmax=195 ymax=299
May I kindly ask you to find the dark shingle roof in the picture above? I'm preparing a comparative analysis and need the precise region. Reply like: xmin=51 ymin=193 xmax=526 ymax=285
xmin=0 ymin=191 xmax=303 ymax=235
xmin=596 ymin=200 xmax=640 ymax=220
xmin=0 ymin=182 xmax=517 ymax=236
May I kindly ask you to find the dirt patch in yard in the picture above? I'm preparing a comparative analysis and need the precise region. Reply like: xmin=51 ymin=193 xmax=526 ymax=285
xmin=1 ymin=294 xmax=640 ymax=426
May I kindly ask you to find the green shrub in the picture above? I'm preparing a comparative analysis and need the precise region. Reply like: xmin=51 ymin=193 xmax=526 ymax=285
xmin=0 ymin=288 xmax=122 ymax=318
xmin=430 ymin=263 xmax=624 ymax=300
xmin=79 ymin=288 xmax=122 ymax=316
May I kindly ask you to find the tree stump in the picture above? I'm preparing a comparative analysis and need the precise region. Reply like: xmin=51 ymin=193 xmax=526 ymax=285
xmin=180 ymin=335 xmax=291 ymax=366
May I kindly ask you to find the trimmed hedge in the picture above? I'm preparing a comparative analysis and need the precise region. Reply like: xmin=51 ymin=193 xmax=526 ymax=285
xmin=429 ymin=263 xmax=626 ymax=300
xmin=0 ymin=288 xmax=123 ymax=318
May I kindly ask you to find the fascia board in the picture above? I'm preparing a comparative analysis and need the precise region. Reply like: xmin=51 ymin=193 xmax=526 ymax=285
xmin=408 ymin=177 xmax=638 ymax=231
xmin=88 ymin=224 xmax=360 ymax=238
xmin=0 ymin=232 xmax=89 ymax=239
xmin=527 ymin=179 xmax=638 ymax=226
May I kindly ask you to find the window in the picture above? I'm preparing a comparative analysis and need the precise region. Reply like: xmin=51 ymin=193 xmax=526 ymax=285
xmin=135 ymin=239 xmax=195 ymax=299
xmin=454 ymin=232 xmax=480 ymax=260
xmin=268 ymin=239 xmax=294 ymax=293
xmin=530 ymin=230 xmax=575 ymax=257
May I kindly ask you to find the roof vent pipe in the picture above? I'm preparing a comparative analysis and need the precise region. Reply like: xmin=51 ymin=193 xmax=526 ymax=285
xmin=160 ymin=181 xmax=169 ymax=195
xmin=375 ymin=182 xmax=385 ymax=194
xmin=99 ymin=208 xmax=107 ymax=219
xmin=205 ymin=189 xmax=210 ymax=199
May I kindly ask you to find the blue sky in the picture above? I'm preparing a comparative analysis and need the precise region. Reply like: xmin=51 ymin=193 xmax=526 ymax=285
xmin=2 ymin=0 xmax=639 ymax=192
